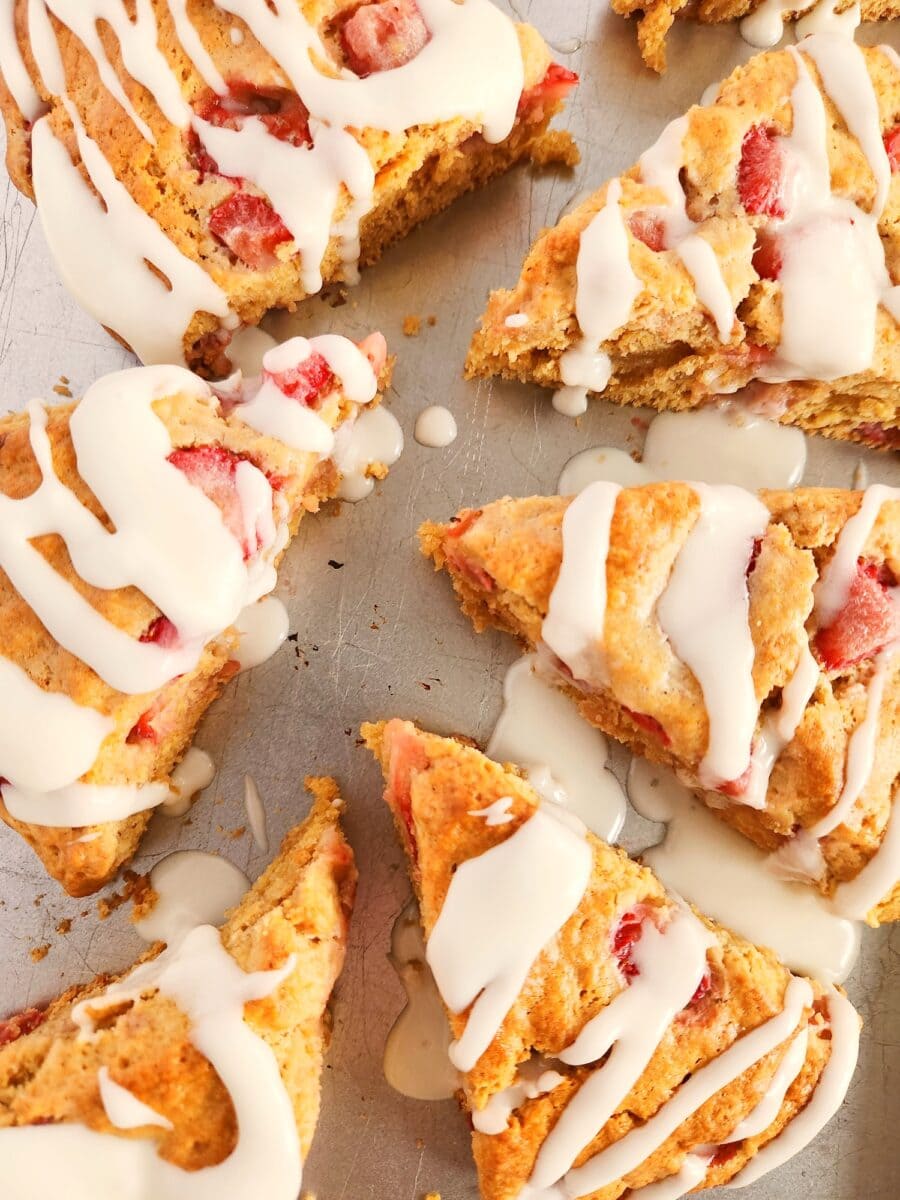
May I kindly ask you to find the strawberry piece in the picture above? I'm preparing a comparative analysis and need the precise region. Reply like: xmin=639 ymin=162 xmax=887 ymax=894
xmin=746 ymin=536 xmax=763 ymax=577
xmin=884 ymin=124 xmax=900 ymax=172
xmin=628 ymin=211 xmax=666 ymax=252
xmin=688 ymin=967 xmax=712 ymax=1007
xmin=168 ymin=444 xmax=255 ymax=557
xmin=518 ymin=63 xmax=579 ymax=122
xmin=623 ymin=707 xmax=671 ymax=746
xmin=738 ymin=125 xmax=787 ymax=219
xmin=340 ymin=0 xmax=430 ymax=77
xmin=612 ymin=910 xmax=645 ymax=980
xmin=208 ymin=193 xmax=292 ymax=270
xmin=815 ymin=559 xmax=899 ymax=670
xmin=140 ymin=615 xmax=179 ymax=649
xmin=196 ymin=84 xmax=311 ymax=148
xmin=709 ymin=1141 xmax=742 ymax=1168
xmin=752 ymin=231 xmax=782 ymax=281
xmin=718 ymin=760 xmax=753 ymax=799
xmin=0 ymin=1007 xmax=45 ymax=1047
xmin=386 ymin=727 xmax=430 ymax=864
xmin=446 ymin=509 xmax=483 ymax=540
xmin=854 ymin=422 xmax=900 ymax=450
xmin=265 ymin=351 xmax=335 ymax=409
xmin=127 ymin=710 xmax=160 ymax=745
xmin=357 ymin=331 xmax=388 ymax=377
xmin=445 ymin=549 xmax=494 ymax=593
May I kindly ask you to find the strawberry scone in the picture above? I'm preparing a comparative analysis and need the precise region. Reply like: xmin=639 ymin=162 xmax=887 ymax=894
xmin=365 ymin=720 xmax=860 ymax=1200
xmin=0 ymin=784 xmax=356 ymax=1200
xmin=421 ymin=482 xmax=900 ymax=923
xmin=467 ymin=33 xmax=900 ymax=450
xmin=0 ymin=331 xmax=389 ymax=896
xmin=0 ymin=0 xmax=577 ymax=372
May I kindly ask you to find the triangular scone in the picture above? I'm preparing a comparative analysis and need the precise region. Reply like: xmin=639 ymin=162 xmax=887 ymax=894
xmin=467 ymin=35 xmax=900 ymax=450
xmin=0 ymin=1 xmax=577 ymax=372
xmin=364 ymin=720 xmax=860 ymax=1200
xmin=0 ymin=781 xmax=356 ymax=1196
xmin=421 ymin=482 xmax=900 ymax=923
xmin=0 ymin=333 xmax=389 ymax=896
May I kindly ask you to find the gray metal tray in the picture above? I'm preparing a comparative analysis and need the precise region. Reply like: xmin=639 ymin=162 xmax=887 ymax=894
xmin=0 ymin=5 xmax=897 ymax=1198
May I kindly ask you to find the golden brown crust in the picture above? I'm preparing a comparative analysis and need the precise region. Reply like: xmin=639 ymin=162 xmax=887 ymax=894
xmin=0 ymin=782 xmax=356 ymax=1167
xmin=365 ymin=720 xmax=844 ymax=1200
xmin=466 ymin=43 xmax=900 ymax=450
xmin=420 ymin=485 xmax=900 ymax=923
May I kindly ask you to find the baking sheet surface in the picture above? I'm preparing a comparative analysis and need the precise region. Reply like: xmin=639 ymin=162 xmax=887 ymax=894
xmin=0 ymin=5 xmax=898 ymax=1198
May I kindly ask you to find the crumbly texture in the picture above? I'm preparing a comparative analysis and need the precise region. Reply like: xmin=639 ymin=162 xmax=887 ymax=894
xmin=0 ymin=782 xmax=357 ymax=1168
xmin=364 ymin=720 xmax=843 ymax=1200
xmin=420 ymin=485 xmax=900 ymax=924
xmin=0 ymin=3 xmax=576 ymax=371
xmin=611 ymin=0 xmax=895 ymax=74
xmin=466 ymin=44 xmax=900 ymax=450
xmin=0 ymin=365 xmax=388 ymax=898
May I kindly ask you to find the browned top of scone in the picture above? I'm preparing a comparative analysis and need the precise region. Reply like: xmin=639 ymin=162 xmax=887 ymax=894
xmin=0 ymin=780 xmax=356 ymax=1167
xmin=364 ymin=719 xmax=843 ymax=1200
xmin=420 ymin=485 xmax=900 ymax=920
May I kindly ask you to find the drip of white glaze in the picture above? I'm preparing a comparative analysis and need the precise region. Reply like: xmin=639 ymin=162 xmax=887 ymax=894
xmin=554 ymin=179 xmax=642 ymax=415
xmin=628 ymin=759 xmax=860 ymax=984
xmin=657 ymin=485 xmax=770 ymax=789
xmin=134 ymin=852 xmax=250 ymax=945
xmin=227 ymin=328 xmax=278 ymax=378
xmin=234 ymin=596 xmax=290 ymax=672
xmin=384 ymin=900 xmax=459 ymax=1102
xmin=473 ymin=1058 xmax=565 ymax=1135
xmin=814 ymin=484 xmax=897 ymax=626
xmin=795 ymin=1 xmax=861 ymax=41
xmin=333 ymin=406 xmax=404 ymax=502
xmin=98 ymin=1068 xmax=174 ymax=1132
xmin=740 ymin=0 xmax=816 ymax=48
xmin=168 ymin=0 xmax=229 ymax=92
xmin=728 ymin=987 xmax=859 ymax=1188
xmin=505 ymin=312 xmax=529 ymax=328
xmin=414 ymin=406 xmax=458 ymax=448
xmin=558 ymin=447 xmax=653 ymax=492
xmin=1 ymin=779 xmax=171 ymax=827
xmin=486 ymin=654 xmax=626 ymax=843
xmin=161 ymin=748 xmax=216 ymax=819
xmin=427 ymin=806 xmax=592 ymax=1072
xmin=1 ymin=924 xmax=301 ymax=1198
xmin=542 ymin=481 xmax=621 ymax=686
xmin=468 ymin=796 xmax=515 ymax=827
xmin=0 ymin=2 xmax=42 ymax=118
xmin=530 ymin=908 xmax=715 ymax=1191
xmin=243 ymin=774 xmax=269 ymax=854
xmin=743 ymin=644 xmax=820 ymax=809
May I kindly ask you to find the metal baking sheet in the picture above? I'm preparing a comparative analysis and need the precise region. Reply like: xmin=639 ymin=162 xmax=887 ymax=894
xmin=0 ymin=5 xmax=898 ymax=1198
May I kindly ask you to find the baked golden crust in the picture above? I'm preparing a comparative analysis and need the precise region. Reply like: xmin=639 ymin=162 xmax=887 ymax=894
xmin=466 ymin=42 xmax=900 ymax=450
xmin=420 ymin=485 xmax=900 ymax=923
xmin=0 ymin=360 xmax=389 ymax=897
xmin=0 ymin=2 xmax=577 ymax=370
xmin=0 ymin=780 xmax=356 ymax=1168
xmin=364 ymin=719 xmax=846 ymax=1200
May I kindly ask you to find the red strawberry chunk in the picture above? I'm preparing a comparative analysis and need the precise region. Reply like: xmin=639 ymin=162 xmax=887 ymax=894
xmin=447 ymin=509 xmax=483 ymax=540
xmin=884 ymin=124 xmax=900 ymax=172
xmin=208 ymin=193 xmax=292 ymax=270
xmin=738 ymin=125 xmax=787 ymax=219
xmin=0 ymin=1007 xmax=45 ymax=1046
xmin=445 ymin=549 xmax=494 ymax=593
xmin=341 ymin=0 xmax=430 ymax=77
xmin=196 ymin=84 xmax=311 ymax=148
xmin=140 ymin=615 xmax=179 ymax=649
xmin=168 ymin=444 xmax=255 ymax=557
xmin=265 ymin=351 xmax=335 ymax=409
xmin=127 ymin=709 xmax=160 ymax=745
xmin=628 ymin=211 xmax=666 ymax=252
xmin=718 ymin=760 xmax=753 ymax=799
xmin=815 ymin=559 xmax=900 ymax=670
xmin=386 ymin=726 xmax=430 ymax=864
xmin=612 ymin=910 xmax=645 ymax=980
xmin=854 ymin=422 xmax=900 ymax=450
xmin=709 ymin=1141 xmax=743 ymax=1168
xmin=357 ymin=331 xmax=388 ymax=377
xmin=752 ymin=231 xmax=782 ymax=281
xmin=518 ymin=63 xmax=579 ymax=121
xmin=623 ymin=707 xmax=671 ymax=746
xmin=688 ymin=966 xmax=713 ymax=1007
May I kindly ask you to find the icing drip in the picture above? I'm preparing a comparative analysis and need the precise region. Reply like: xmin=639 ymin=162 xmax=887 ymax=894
xmin=473 ymin=1059 xmax=565 ymax=1135
xmin=162 ymin=747 xmax=216 ymax=817
xmin=0 ymin=1 xmax=41 ymax=118
xmin=426 ymin=806 xmax=592 ymax=1072
xmin=743 ymin=643 xmax=820 ymax=809
xmin=134 ymin=852 xmax=250 ymax=945
xmin=98 ymin=1068 xmax=174 ymax=1132
xmin=814 ymin=484 xmax=898 ymax=627
xmin=234 ymin=596 xmax=290 ymax=673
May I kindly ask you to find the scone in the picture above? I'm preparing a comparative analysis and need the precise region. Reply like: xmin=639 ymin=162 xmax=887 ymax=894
xmin=365 ymin=719 xmax=860 ymax=1200
xmin=0 ymin=331 xmax=389 ymax=896
xmin=0 ymin=782 xmax=356 ymax=1199
xmin=421 ymin=482 xmax=900 ymax=923
xmin=0 ymin=0 xmax=577 ymax=372
xmin=467 ymin=34 xmax=900 ymax=450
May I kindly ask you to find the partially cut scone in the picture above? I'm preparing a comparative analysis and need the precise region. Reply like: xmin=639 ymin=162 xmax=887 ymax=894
xmin=0 ymin=781 xmax=355 ymax=1199
xmin=0 ymin=331 xmax=389 ymax=895
xmin=421 ymin=482 xmax=900 ymax=923
xmin=0 ymin=0 xmax=577 ymax=372
xmin=467 ymin=34 xmax=900 ymax=450
xmin=365 ymin=719 xmax=860 ymax=1200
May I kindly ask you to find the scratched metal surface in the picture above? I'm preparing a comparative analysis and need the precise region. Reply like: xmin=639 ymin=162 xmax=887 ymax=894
xmin=0 ymin=4 xmax=899 ymax=1198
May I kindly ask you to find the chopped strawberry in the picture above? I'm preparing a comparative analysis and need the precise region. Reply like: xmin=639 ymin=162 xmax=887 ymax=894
xmin=266 ymin=351 xmax=335 ymax=408
xmin=140 ymin=615 xmax=179 ymax=649
xmin=709 ymin=1141 xmax=742 ymax=1168
xmin=815 ymin=559 xmax=899 ymax=670
xmin=0 ymin=1007 xmax=45 ymax=1046
xmin=208 ymin=193 xmax=292 ymax=270
xmin=612 ymin=909 xmax=646 ymax=981
xmin=445 ymin=549 xmax=494 ymax=593
xmin=518 ymin=63 xmax=579 ymax=122
xmin=195 ymin=84 xmax=311 ymax=148
xmin=688 ymin=966 xmax=713 ymax=1007
xmin=752 ymin=231 xmax=782 ymax=281
xmin=623 ymin=708 xmax=671 ymax=746
xmin=718 ymin=760 xmax=753 ymax=799
xmin=168 ymin=444 xmax=255 ymax=557
xmin=357 ymin=331 xmax=388 ymax=377
xmin=738 ymin=125 xmax=787 ymax=219
xmin=884 ymin=124 xmax=900 ymax=172
xmin=127 ymin=710 xmax=160 ymax=745
xmin=340 ymin=0 xmax=430 ymax=77
xmin=746 ymin=536 xmax=763 ymax=576
xmin=854 ymin=422 xmax=900 ymax=450
xmin=386 ymin=726 xmax=430 ymax=863
xmin=628 ymin=211 xmax=666 ymax=252
xmin=185 ymin=129 xmax=222 ymax=179
xmin=446 ymin=509 xmax=483 ymax=540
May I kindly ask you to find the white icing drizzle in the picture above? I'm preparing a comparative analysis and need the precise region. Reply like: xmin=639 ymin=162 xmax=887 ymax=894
xmin=656 ymin=485 xmax=770 ymax=788
xmin=473 ymin=1058 xmax=565 ymax=1135
xmin=743 ymin=643 xmax=820 ymax=809
xmin=333 ymin=405 xmax=404 ymax=502
xmin=814 ymin=484 xmax=897 ymax=627
xmin=234 ymin=596 xmax=290 ymax=672
xmin=134 ymin=851 xmax=250 ymax=945
xmin=2 ymin=779 xmax=171 ymax=827
xmin=161 ymin=748 xmax=216 ymax=818
xmin=468 ymin=796 xmax=515 ymax=826
xmin=740 ymin=0 xmax=817 ymax=48
xmin=0 ymin=1 xmax=41 ymax=119
xmin=426 ymin=806 xmax=592 ymax=1072
xmin=243 ymin=773 xmax=269 ymax=854
xmin=98 ymin=1067 xmax=174 ymax=1132
xmin=542 ymin=481 xmax=621 ymax=686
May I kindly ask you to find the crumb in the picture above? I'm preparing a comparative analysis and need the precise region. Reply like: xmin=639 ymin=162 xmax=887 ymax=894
xmin=427 ymin=315 xmax=437 ymax=327
xmin=415 ymin=1138 xmax=425 ymax=1150
xmin=424 ymin=1193 xmax=442 ymax=1200
xmin=59 ymin=374 xmax=69 ymax=384
xmin=131 ymin=882 xmax=160 ymax=926
xmin=367 ymin=461 xmax=389 ymax=482
xmin=53 ymin=384 xmax=73 ymax=398
xmin=529 ymin=128 xmax=580 ymax=168
xmin=56 ymin=918 xmax=72 ymax=936
xmin=97 ymin=870 xmax=150 ymax=920
xmin=228 ymin=826 xmax=247 ymax=840
xmin=402 ymin=315 xmax=421 ymax=337
xmin=30 ymin=944 xmax=50 ymax=963
xmin=418 ymin=681 xmax=432 ymax=691
xmin=328 ymin=559 xmax=344 ymax=570
xmin=33 ymin=894 xmax=45 ymax=908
